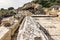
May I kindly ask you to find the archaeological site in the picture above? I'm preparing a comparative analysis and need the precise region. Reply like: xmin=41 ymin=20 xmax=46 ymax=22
xmin=0 ymin=0 xmax=60 ymax=40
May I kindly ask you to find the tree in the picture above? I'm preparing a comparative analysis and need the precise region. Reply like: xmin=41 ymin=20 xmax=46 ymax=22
xmin=33 ymin=0 xmax=60 ymax=8
xmin=1 ymin=8 xmax=4 ymax=10
xmin=56 ymin=0 xmax=60 ymax=3
xmin=8 ymin=7 xmax=14 ymax=10
xmin=33 ymin=0 xmax=43 ymax=4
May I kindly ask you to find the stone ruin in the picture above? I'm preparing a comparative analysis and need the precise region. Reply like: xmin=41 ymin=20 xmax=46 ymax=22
xmin=17 ymin=2 xmax=46 ymax=15
xmin=17 ymin=16 xmax=50 ymax=40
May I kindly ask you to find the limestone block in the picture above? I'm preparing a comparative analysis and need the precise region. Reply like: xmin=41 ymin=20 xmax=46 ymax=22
xmin=1 ymin=21 xmax=11 ymax=27
xmin=17 ymin=17 xmax=49 ymax=40
xmin=0 ymin=27 xmax=11 ymax=40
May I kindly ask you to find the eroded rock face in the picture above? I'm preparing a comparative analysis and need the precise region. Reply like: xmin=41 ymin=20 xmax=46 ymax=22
xmin=22 ymin=2 xmax=42 ymax=10
xmin=18 ymin=10 xmax=33 ymax=16
xmin=1 ymin=21 xmax=11 ymax=27
xmin=17 ymin=17 xmax=42 ymax=40
xmin=17 ymin=2 xmax=46 ymax=15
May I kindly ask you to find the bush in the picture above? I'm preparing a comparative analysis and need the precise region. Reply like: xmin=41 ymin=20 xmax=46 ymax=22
xmin=8 ymin=7 xmax=14 ymax=10
xmin=33 ymin=0 xmax=60 ymax=8
xmin=1 ymin=8 xmax=4 ymax=10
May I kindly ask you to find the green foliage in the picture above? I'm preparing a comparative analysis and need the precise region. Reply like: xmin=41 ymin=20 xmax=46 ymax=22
xmin=0 ymin=10 xmax=8 ymax=16
xmin=1 ymin=8 xmax=4 ymax=10
xmin=8 ymin=7 xmax=14 ymax=10
xmin=33 ymin=0 xmax=60 ymax=8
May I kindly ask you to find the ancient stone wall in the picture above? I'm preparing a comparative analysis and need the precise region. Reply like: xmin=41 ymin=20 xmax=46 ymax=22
xmin=17 ymin=16 xmax=49 ymax=40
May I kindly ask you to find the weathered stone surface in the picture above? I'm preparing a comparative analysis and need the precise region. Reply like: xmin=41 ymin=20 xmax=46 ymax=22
xmin=34 ymin=37 xmax=42 ymax=40
xmin=10 ymin=21 xmax=19 ymax=36
xmin=1 ymin=17 xmax=15 ymax=27
xmin=17 ymin=17 xmax=49 ymax=40
xmin=33 ymin=16 xmax=60 ymax=40
xmin=1 ymin=21 xmax=11 ymax=27
xmin=22 ymin=2 xmax=42 ymax=10
xmin=1 ymin=14 xmax=24 ymax=36
xmin=1 ymin=16 xmax=19 ymax=35
xmin=8 ymin=17 xmax=15 ymax=25
xmin=0 ymin=27 xmax=11 ymax=40
xmin=18 ymin=10 xmax=33 ymax=16
xmin=48 ymin=11 xmax=58 ymax=16
xmin=17 ymin=2 xmax=46 ymax=15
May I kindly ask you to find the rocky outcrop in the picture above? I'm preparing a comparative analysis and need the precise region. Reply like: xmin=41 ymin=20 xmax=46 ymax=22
xmin=22 ymin=2 xmax=42 ymax=10
xmin=18 ymin=2 xmax=46 ymax=15
xmin=18 ymin=10 xmax=33 ymax=16
xmin=17 ymin=16 xmax=50 ymax=40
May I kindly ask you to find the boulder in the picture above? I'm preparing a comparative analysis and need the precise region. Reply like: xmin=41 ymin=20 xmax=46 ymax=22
xmin=22 ymin=2 xmax=35 ymax=10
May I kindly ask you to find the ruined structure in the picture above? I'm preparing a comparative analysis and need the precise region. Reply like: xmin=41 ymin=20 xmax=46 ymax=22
xmin=32 ymin=15 xmax=60 ymax=40
xmin=17 ymin=16 xmax=52 ymax=40
xmin=0 ymin=1 xmax=60 ymax=40
xmin=17 ymin=2 xmax=46 ymax=15
xmin=0 ymin=14 xmax=25 ymax=40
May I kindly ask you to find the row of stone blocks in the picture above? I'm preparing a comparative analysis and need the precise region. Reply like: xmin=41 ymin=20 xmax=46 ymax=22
xmin=0 ymin=16 xmax=25 ymax=40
